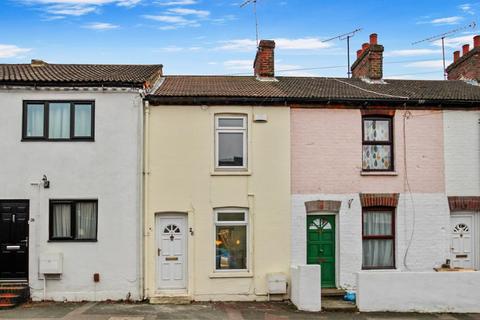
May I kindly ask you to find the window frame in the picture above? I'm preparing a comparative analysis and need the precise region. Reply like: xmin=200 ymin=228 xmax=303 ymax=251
xmin=49 ymin=199 xmax=98 ymax=242
xmin=361 ymin=207 xmax=396 ymax=270
xmin=214 ymin=208 xmax=249 ymax=272
xmin=22 ymin=100 xmax=95 ymax=141
xmin=361 ymin=116 xmax=394 ymax=172
xmin=214 ymin=114 xmax=248 ymax=170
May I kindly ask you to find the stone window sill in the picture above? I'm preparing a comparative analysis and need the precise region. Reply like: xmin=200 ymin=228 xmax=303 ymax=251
xmin=211 ymin=171 xmax=252 ymax=176
xmin=361 ymin=171 xmax=398 ymax=176
xmin=209 ymin=272 xmax=253 ymax=279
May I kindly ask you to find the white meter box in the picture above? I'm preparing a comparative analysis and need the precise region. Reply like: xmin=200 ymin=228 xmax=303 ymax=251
xmin=39 ymin=253 xmax=63 ymax=274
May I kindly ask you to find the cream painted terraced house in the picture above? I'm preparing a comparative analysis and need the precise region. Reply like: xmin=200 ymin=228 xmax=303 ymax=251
xmin=0 ymin=61 xmax=162 ymax=303
xmin=142 ymin=41 xmax=291 ymax=302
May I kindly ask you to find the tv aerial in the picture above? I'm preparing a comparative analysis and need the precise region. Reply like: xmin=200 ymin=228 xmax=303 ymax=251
xmin=323 ymin=28 xmax=363 ymax=78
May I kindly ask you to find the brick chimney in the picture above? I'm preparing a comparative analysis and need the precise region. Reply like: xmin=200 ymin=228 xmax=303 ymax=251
xmin=446 ymin=35 xmax=480 ymax=81
xmin=351 ymin=33 xmax=384 ymax=80
xmin=254 ymin=40 xmax=275 ymax=79
xmin=31 ymin=59 xmax=48 ymax=67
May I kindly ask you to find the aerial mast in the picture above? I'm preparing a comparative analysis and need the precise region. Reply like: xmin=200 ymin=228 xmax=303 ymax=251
xmin=412 ymin=21 xmax=476 ymax=80
xmin=240 ymin=0 xmax=260 ymax=46
xmin=322 ymin=28 xmax=363 ymax=78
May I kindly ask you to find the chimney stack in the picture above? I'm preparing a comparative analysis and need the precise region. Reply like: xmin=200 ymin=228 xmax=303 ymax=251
xmin=31 ymin=59 xmax=48 ymax=67
xmin=446 ymin=35 xmax=480 ymax=81
xmin=351 ymin=33 xmax=384 ymax=80
xmin=254 ymin=40 xmax=275 ymax=79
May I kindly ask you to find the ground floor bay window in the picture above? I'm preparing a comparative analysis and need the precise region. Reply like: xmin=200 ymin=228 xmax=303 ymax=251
xmin=362 ymin=208 xmax=395 ymax=269
xmin=214 ymin=209 xmax=248 ymax=271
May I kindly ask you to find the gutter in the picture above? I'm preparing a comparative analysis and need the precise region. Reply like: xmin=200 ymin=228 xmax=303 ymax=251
xmin=145 ymin=95 xmax=480 ymax=108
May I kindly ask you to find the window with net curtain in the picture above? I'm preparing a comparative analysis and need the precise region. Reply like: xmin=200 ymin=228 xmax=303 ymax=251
xmin=362 ymin=209 xmax=395 ymax=269
xmin=24 ymin=101 xmax=93 ymax=140
xmin=50 ymin=200 xmax=97 ymax=241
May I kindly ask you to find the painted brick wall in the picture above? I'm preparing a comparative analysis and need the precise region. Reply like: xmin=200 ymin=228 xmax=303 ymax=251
xmin=444 ymin=110 xmax=480 ymax=196
xmin=291 ymin=108 xmax=445 ymax=194
xmin=292 ymin=193 xmax=450 ymax=289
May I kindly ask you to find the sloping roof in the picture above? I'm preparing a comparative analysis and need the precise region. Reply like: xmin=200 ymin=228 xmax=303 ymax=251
xmin=0 ymin=63 xmax=163 ymax=88
xmin=150 ymin=75 xmax=480 ymax=106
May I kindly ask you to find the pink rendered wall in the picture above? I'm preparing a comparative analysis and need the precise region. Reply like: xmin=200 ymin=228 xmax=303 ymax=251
xmin=291 ymin=108 xmax=445 ymax=194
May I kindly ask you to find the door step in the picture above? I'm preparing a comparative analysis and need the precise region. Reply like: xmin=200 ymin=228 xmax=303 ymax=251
xmin=149 ymin=296 xmax=192 ymax=305
xmin=322 ymin=298 xmax=358 ymax=312
xmin=0 ymin=284 xmax=29 ymax=309
xmin=321 ymin=288 xmax=345 ymax=298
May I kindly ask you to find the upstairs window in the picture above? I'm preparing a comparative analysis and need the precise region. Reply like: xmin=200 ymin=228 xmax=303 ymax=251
xmin=362 ymin=117 xmax=393 ymax=171
xmin=23 ymin=101 xmax=94 ymax=141
xmin=215 ymin=115 xmax=247 ymax=169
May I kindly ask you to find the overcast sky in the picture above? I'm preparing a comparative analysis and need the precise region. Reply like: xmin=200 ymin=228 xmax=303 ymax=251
xmin=1 ymin=0 xmax=478 ymax=79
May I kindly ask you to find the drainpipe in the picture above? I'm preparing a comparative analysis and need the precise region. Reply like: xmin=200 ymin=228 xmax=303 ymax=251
xmin=137 ymin=91 xmax=146 ymax=301
xmin=142 ymin=99 xmax=151 ymax=300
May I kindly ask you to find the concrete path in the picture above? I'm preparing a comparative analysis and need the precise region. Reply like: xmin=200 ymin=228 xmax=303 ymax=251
xmin=0 ymin=302 xmax=479 ymax=320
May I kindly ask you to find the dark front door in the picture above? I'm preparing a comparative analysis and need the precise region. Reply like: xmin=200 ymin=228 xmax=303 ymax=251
xmin=307 ymin=215 xmax=336 ymax=288
xmin=0 ymin=201 xmax=29 ymax=280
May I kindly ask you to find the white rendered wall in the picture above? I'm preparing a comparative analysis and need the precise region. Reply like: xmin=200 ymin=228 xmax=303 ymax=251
xmin=444 ymin=111 xmax=480 ymax=196
xmin=0 ymin=89 xmax=143 ymax=301
xmin=290 ymin=265 xmax=321 ymax=312
xmin=357 ymin=271 xmax=480 ymax=313
xmin=291 ymin=193 xmax=450 ymax=289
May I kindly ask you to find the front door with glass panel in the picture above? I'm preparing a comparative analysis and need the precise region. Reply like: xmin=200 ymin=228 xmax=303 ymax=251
xmin=156 ymin=215 xmax=187 ymax=291
xmin=307 ymin=215 xmax=336 ymax=288
xmin=450 ymin=215 xmax=475 ymax=269
xmin=0 ymin=201 xmax=29 ymax=280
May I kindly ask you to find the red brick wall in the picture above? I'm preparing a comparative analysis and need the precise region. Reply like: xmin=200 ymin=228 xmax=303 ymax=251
xmin=447 ymin=48 xmax=480 ymax=81
xmin=254 ymin=40 xmax=275 ymax=78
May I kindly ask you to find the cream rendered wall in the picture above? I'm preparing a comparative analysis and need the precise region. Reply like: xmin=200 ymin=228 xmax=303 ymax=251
xmin=145 ymin=105 xmax=291 ymax=301
xmin=443 ymin=110 xmax=480 ymax=196
xmin=0 ymin=89 xmax=143 ymax=301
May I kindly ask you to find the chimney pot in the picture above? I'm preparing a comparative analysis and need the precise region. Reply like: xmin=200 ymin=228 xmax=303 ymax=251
xmin=362 ymin=43 xmax=370 ymax=51
xmin=474 ymin=35 xmax=480 ymax=48
xmin=462 ymin=44 xmax=470 ymax=55
xmin=453 ymin=51 xmax=460 ymax=62
xmin=254 ymin=40 xmax=276 ymax=78
xmin=357 ymin=49 xmax=363 ymax=58
xmin=369 ymin=33 xmax=378 ymax=45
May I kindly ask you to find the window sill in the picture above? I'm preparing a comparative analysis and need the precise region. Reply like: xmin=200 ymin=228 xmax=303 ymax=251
xmin=48 ymin=240 xmax=98 ymax=243
xmin=361 ymin=171 xmax=398 ymax=176
xmin=209 ymin=272 xmax=253 ymax=279
xmin=211 ymin=171 xmax=251 ymax=176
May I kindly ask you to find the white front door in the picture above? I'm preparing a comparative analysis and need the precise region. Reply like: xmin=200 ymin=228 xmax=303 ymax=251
xmin=450 ymin=215 xmax=475 ymax=269
xmin=156 ymin=215 xmax=187 ymax=291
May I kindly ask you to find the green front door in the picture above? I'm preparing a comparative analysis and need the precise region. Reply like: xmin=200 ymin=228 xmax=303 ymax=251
xmin=306 ymin=215 xmax=336 ymax=288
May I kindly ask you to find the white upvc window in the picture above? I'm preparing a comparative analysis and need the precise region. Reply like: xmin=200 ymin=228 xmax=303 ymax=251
xmin=215 ymin=115 xmax=247 ymax=170
xmin=214 ymin=209 xmax=248 ymax=271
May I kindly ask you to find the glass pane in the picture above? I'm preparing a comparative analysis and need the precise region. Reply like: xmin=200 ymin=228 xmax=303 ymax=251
xmin=218 ymin=118 xmax=244 ymax=128
xmin=74 ymin=104 xmax=92 ymax=137
xmin=363 ymin=211 xmax=392 ymax=236
xmin=76 ymin=202 xmax=97 ymax=240
xmin=218 ymin=132 xmax=244 ymax=167
xmin=216 ymin=225 xmax=247 ymax=270
xmin=217 ymin=212 xmax=245 ymax=222
xmin=49 ymin=103 xmax=70 ymax=139
xmin=362 ymin=145 xmax=391 ymax=170
xmin=26 ymin=104 xmax=44 ymax=137
xmin=52 ymin=204 xmax=71 ymax=238
xmin=363 ymin=239 xmax=394 ymax=268
xmin=364 ymin=120 xmax=389 ymax=141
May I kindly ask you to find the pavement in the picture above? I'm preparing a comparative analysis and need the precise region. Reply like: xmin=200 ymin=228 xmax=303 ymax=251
xmin=0 ymin=302 xmax=479 ymax=320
